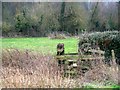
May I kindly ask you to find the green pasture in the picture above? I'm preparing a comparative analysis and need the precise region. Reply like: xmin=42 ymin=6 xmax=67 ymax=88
xmin=2 ymin=37 xmax=78 ymax=55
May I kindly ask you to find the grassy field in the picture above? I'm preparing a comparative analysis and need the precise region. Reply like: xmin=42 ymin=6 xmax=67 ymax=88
xmin=2 ymin=37 xmax=78 ymax=55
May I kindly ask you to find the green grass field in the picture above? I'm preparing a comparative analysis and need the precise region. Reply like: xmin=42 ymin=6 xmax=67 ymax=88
xmin=2 ymin=37 xmax=79 ymax=55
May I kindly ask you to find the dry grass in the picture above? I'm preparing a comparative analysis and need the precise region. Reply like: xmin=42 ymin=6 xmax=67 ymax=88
xmin=1 ymin=49 xmax=82 ymax=88
xmin=47 ymin=32 xmax=67 ymax=39
xmin=85 ymin=62 xmax=119 ymax=86
xmin=1 ymin=49 xmax=119 ymax=88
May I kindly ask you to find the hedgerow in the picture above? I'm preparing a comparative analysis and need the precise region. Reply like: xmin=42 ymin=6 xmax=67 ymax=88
xmin=79 ymin=31 xmax=120 ymax=65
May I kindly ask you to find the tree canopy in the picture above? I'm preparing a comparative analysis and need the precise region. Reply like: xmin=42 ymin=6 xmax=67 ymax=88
xmin=2 ymin=2 xmax=119 ymax=37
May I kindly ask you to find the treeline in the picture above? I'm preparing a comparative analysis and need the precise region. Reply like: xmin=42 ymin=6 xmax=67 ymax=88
xmin=1 ymin=2 xmax=119 ymax=37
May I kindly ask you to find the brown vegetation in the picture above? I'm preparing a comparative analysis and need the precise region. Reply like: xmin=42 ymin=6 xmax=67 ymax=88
xmin=47 ymin=32 xmax=67 ymax=39
xmin=1 ymin=49 xmax=119 ymax=88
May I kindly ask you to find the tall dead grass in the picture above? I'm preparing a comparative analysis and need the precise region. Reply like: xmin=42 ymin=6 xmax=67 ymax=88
xmin=1 ymin=49 xmax=82 ymax=88
xmin=1 ymin=49 xmax=119 ymax=88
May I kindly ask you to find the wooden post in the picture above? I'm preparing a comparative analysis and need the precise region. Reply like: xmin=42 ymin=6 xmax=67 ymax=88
xmin=111 ymin=50 xmax=116 ymax=65
xmin=111 ymin=50 xmax=118 ymax=73
xmin=98 ymin=47 xmax=101 ymax=64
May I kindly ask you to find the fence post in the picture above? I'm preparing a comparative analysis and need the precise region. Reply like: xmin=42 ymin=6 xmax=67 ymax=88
xmin=98 ymin=47 xmax=102 ymax=64
xmin=111 ymin=50 xmax=118 ymax=73
xmin=111 ymin=50 xmax=116 ymax=65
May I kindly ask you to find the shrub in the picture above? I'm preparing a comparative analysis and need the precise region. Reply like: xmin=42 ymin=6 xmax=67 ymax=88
xmin=79 ymin=31 xmax=120 ymax=64
xmin=48 ymin=32 xmax=67 ymax=39
xmin=2 ymin=22 xmax=12 ymax=34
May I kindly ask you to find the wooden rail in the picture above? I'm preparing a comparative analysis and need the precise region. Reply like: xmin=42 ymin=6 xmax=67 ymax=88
xmin=55 ymin=44 xmax=105 ymax=77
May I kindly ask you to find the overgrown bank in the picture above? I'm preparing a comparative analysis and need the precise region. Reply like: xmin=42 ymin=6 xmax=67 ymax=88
xmin=1 ymin=49 xmax=119 ymax=88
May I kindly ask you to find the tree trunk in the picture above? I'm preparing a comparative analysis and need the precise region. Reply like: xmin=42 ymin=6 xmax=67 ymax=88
xmin=59 ymin=2 xmax=66 ymax=32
